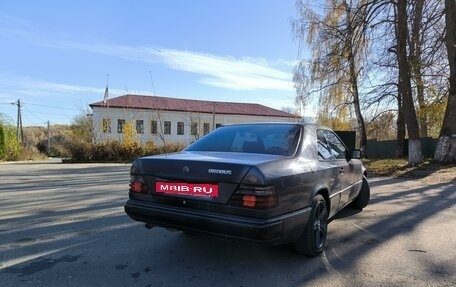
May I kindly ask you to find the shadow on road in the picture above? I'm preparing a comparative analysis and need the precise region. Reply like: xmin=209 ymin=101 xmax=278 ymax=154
xmin=1 ymin=163 xmax=455 ymax=286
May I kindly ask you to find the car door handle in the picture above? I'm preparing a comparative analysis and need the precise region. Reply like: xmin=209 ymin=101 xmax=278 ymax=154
xmin=339 ymin=168 xmax=344 ymax=174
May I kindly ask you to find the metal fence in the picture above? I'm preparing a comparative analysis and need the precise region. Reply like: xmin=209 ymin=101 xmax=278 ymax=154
xmin=366 ymin=137 xmax=437 ymax=159
xmin=334 ymin=130 xmax=436 ymax=159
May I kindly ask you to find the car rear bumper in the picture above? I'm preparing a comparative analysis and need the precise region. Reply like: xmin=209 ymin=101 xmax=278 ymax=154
xmin=124 ymin=199 xmax=311 ymax=245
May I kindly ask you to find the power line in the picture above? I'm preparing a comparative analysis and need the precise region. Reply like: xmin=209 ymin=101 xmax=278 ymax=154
xmin=2 ymin=101 xmax=84 ymax=111
xmin=22 ymin=108 xmax=74 ymax=119
xmin=22 ymin=105 xmax=46 ymax=123
xmin=25 ymin=102 xmax=83 ymax=111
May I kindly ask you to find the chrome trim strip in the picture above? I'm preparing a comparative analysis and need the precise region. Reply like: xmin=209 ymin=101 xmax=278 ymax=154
xmin=329 ymin=179 xmax=362 ymax=198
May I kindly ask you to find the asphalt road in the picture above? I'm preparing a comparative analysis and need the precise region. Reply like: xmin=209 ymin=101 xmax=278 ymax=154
xmin=0 ymin=160 xmax=455 ymax=287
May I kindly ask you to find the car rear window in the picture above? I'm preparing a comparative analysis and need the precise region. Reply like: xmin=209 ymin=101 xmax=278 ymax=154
xmin=185 ymin=124 xmax=301 ymax=156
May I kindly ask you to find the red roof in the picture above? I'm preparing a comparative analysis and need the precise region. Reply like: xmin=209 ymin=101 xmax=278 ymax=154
xmin=90 ymin=94 xmax=296 ymax=118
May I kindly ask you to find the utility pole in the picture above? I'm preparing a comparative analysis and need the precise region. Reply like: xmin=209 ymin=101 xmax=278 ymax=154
xmin=212 ymin=102 xmax=215 ymax=131
xmin=11 ymin=99 xmax=23 ymax=144
xmin=47 ymin=121 xmax=51 ymax=155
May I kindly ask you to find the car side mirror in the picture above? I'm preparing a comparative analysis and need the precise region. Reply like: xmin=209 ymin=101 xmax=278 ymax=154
xmin=351 ymin=149 xmax=361 ymax=159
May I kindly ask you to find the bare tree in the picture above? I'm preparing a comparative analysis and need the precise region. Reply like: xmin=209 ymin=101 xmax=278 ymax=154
xmin=434 ymin=0 xmax=456 ymax=163
xmin=396 ymin=0 xmax=422 ymax=165
xmin=364 ymin=0 xmax=446 ymax=158
xmin=408 ymin=1 xmax=447 ymax=138
xmin=293 ymin=0 xmax=450 ymax=164
xmin=189 ymin=112 xmax=202 ymax=142
xmin=293 ymin=0 xmax=369 ymax=155
xmin=361 ymin=3 xmax=407 ymax=157
xmin=409 ymin=0 xmax=427 ymax=137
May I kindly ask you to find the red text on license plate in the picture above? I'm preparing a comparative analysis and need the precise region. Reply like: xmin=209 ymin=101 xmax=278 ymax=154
xmin=155 ymin=182 xmax=219 ymax=197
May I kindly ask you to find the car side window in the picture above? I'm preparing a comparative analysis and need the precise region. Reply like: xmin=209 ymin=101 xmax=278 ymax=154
xmin=317 ymin=130 xmax=334 ymax=160
xmin=322 ymin=130 xmax=347 ymax=160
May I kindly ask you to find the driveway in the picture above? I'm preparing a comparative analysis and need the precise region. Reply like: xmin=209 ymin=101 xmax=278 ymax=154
xmin=0 ymin=160 xmax=455 ymax=286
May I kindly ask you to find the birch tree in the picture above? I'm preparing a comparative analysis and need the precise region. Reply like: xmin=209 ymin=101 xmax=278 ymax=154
xmin=293 ymin=0 xmax=368 ymax=155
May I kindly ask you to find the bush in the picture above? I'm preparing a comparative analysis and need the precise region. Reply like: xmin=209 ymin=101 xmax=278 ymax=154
xmin=0 ymin=124 xmax=22 ymax=161
xmin=0 ymin=125 xmax=5 ymax=160
xmin=18 ymin=146 xmax=48 ymax=161
xmin=66 ymin=140 xmax=185 ymax=163
xmin=49 ymin=145 xmax=71 ymax=158
xmin=155 ymin=142 xmax=186 ymax=155
xmin=142 ymin=141 xmax=185 ymax=156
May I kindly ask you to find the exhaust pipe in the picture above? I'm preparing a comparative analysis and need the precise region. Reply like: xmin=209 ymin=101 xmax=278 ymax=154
xmin=145 ymin=223 xmax=155 ymax=229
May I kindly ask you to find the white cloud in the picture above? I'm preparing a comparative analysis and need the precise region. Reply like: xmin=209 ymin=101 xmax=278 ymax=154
xmin=0 ymin=76 xmax=97 ymax=98
xmin=276 ymin=58 xmax=299 ymax=67
xmin=0 ymin=75 xmax=130 ymax=105
xmin=0 ymin=19 xmax=295 ymax=92
xmin=151 ymin=49 xmax=293 ymax=91
xmin=47 ymin=42 xmax=295 ymax=91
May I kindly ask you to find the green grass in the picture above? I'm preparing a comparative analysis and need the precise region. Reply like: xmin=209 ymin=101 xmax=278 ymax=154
xmin=363 ymin=158 xmax=456 ymax=181
xmin=362 ymin=158 xmax=409 ymax=176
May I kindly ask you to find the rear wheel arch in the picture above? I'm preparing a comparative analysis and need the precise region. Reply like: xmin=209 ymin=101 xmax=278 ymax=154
xmin=351 ymin=175 xmax=370 ymax=209
xmin=315 ymin=188 xmax=330 ymax=214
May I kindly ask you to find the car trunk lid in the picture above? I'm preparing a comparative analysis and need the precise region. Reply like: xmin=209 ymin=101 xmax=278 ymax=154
xmin=132 ymin=151 xmax=281 ymax=204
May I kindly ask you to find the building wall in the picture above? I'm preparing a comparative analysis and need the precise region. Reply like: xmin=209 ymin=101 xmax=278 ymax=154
xmin=92 ymin=107 xmax=298 ymax=146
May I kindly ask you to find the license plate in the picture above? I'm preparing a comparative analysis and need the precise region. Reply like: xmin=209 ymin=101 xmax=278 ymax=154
xmin=155 ymin=182 xmax=219 ymax=197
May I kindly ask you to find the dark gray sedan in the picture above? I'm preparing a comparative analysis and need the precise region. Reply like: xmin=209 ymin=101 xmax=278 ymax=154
xmin=124 ymin=123 xmax=370 ymax=257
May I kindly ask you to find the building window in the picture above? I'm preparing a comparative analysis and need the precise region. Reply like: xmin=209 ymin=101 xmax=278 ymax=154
xmin=102 ymin=118 xmax=111 ymax=133
xmin=191 ymin=122 xmax=198 ymax=136
xmin=203 ymin=123 xmax=210 ymax=135
xmin=136 ymin=120 xmax=144 ymax=134
xmin=117 ymin=119 xmax=125 ymax=133
xmin=216 ymin=123 xmax=222 ymax=129
xmin=164 ymin=121 xmax=171 ymax=135
xmin=151 ymin=121 xmax=157 ymax=134
xmin=177 ymin=122 xmax=184 ymax=135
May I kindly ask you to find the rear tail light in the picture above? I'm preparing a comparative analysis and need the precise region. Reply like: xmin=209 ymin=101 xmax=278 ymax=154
xmin=229 ymin=184 xmax=277 ymax=209
xmin=130 ymin=175 xmax=148 ymax=193
xmin=229 ymin=167 xmax=278 ymax=209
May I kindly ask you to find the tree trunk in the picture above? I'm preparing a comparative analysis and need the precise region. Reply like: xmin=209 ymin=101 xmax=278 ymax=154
xmin=352 ymin=75 xmax=367 ymax=157
xmin=415 ymin=72 xmax=428 ymax=137
xmin=434 ymin=0 xmax=456 ymax=163
xmin=409 ymin=0 xmax=428 ymax=137
xmin=396 ymin=0 xmax=422 ymax=165
xmin=345 ymin=1 xmax=367 ymax=157
xmin=396 ymin=92 xmax=406 ymax=157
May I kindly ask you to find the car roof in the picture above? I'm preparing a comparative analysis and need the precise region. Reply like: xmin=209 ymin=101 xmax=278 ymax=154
xmin=220 ymin=122 xmax=331 ymax=130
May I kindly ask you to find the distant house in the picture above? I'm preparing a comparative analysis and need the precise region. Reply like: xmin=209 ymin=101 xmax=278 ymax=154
xmin=89 ymin=94 xmax=298 ymax=146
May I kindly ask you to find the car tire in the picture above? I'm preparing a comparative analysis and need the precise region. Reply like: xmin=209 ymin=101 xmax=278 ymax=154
xmin=293 ymin=194 xmax=328 ymax=257
xmin=351 ymin=175 xmax=370 ymax=209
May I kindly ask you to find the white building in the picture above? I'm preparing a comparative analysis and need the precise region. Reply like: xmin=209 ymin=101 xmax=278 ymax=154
xmin=89 ymin=94 xmax=298 ymax=146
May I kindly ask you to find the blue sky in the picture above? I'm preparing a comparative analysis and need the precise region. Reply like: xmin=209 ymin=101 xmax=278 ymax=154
xmin=0 ymin=0 xmax=302 ymax=126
